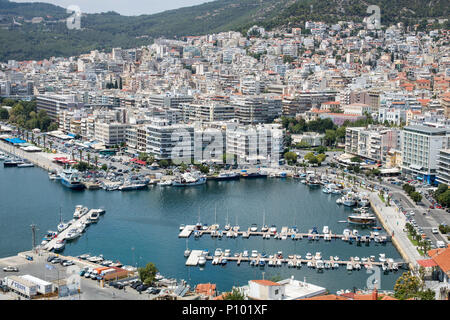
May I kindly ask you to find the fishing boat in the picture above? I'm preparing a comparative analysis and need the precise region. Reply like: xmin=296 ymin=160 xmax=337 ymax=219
xmin=172 ymin=172 xmax=206 ymax=187
xmin=348 ymin=212 xmax=377 ymax=225
xmin=216 ymin=171 xmax=240 ymax=181
xmin=59 ymin=168 xmax=85 ymax=190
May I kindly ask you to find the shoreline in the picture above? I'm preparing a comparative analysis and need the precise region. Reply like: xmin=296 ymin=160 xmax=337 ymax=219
xmin=0 ymin=140 xmax=62 ymax=172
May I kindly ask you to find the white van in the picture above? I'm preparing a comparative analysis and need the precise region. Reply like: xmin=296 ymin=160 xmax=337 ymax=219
xmin=436 ymin=241 xmax=446 ymax=248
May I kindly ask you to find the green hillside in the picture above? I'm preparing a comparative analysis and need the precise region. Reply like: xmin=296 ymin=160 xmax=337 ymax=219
xmin=0 ymin=0 xmax=448 ymax=61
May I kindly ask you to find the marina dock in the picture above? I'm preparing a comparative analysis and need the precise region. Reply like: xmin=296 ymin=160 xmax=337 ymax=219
xmin=185 ymin=251 xmax=405 ymax=271
xmin=178 ymin=225 xmax=389 ymax=243
xmin=43 ymin=208 xmax=100 ymax=251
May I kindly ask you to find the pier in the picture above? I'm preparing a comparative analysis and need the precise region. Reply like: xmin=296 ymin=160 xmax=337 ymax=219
xmin=178 ymin=225 xmax=389 ymax=244
xmin=185 ymin=251 xmax=406 ymax=271
xmin=43 ymin=209 xmax=100 ymax=251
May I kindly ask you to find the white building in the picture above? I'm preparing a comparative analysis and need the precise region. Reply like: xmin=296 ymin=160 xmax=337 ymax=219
xmin=94 ymin=122 xmax=130 ymax=147
xmin=401 ymin=125 xmax=448 ymax=184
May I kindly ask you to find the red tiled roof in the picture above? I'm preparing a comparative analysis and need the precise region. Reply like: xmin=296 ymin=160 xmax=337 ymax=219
xmin=417 ymin=259 xmax=438 ymax=268
xmin=428 ymin=246 xmax=450 ymax=273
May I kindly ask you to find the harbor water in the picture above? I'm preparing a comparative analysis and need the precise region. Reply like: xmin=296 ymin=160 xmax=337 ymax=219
xmin=0 ymin=165 xmax=403 ymax=293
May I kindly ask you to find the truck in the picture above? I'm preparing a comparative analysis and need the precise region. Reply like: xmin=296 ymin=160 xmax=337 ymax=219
xmin=6 ymin=276 xmax=37 ymax=299
xmin=20 ymin=275 xmax=53 ymax=295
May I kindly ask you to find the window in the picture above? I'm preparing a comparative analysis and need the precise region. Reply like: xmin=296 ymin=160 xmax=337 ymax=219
xmin=275 ymin=289 xmax=279 ymax=295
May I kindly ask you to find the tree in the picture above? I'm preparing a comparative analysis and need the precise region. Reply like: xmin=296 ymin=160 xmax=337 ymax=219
xmin=410 ymin=192 xmax=422 ymax=204
xmin=316 ymin=153 xmax=326 ymax=164
xmin=94 ymin=155 xmax=98 ymax=169
xmin=223 ymin=287 xmax=245 ymax=300
xmin=438 ymin=190 xmax=450 ymax=207
xmin=101 ymin=164 xmax=108 ymax=171
xmin=284 ymin=151 xmax=298 ymax=165
xmin=324 ymin=129 xmax=337 ymax=146
xmin=138 ymin=262 xmax=158 ymax=285
xmin=394 ymin=272 xmax=434 ymax=300
xmin=0 ymin=108 xmax=9 ymax=120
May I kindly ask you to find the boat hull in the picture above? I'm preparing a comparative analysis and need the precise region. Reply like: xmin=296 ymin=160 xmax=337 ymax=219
xmin=172 ymin=177 xmax=206 ymax=187
xmin=61 ymin=178 xmax=85 ymax=190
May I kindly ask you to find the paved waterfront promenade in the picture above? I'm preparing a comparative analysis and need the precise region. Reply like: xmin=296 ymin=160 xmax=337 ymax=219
xmin=0 ymin=140 xmax=63 ymax=172
xmin=369 ymin=193 xmax=422 ymax=270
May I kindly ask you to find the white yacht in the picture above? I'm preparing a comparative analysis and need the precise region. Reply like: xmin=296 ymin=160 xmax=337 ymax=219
xmin=346 ymin=263 xmax=353 ymax=271
xmin=322 ymin=226 xmax=329 ymax=234
xmin=89 ymin=210 xmax=100 ymax=223
xmin=243 ymin=250 xmax=249 ymax=258
xmin=305 ymin=252 xmax=313 ymax=260
xmin=314 ymin=252 xmax=322 ymax=260
xmin=251 ymin=250 xmax=258 ymax=258
xmin=53 ymin=240 xmax=66 ymax=252
xmin=214 ymin=248 xmax=223 ymax=257
xmin=198 ymin=256 xmax=206 ymax=266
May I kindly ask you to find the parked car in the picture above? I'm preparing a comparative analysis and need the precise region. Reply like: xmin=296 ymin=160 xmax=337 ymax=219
xmin=432 ymin=227 xmax=439 ymax=234
xmin=3 ymin=266 xmax=19 ymax=272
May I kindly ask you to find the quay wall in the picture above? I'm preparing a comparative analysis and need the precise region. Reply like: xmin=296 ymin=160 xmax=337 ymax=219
xmin=370 ymin=196 xmax=416 ymax=270
xmin=0 ymin=140 xmax=60 ymax=172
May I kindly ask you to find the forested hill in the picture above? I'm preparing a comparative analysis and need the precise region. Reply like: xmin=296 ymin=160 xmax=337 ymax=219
xmin=0 ymin=0 xmax=448 ymax=62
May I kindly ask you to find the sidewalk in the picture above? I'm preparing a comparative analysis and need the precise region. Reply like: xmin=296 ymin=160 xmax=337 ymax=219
xmin=369 ymin=193 xmax=422 ymax=270
xmin=0 ymin=140 xmax=66 ymax=172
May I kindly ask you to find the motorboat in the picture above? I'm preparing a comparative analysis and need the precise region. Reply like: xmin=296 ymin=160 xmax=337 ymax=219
xmin=243 ymin=250 xmax=249 ymax=258
xmin=184 ymin=249 xmax=191 ymax=257
xmin=224 ymin=249 xmax=231 ymax=257
xmin=307 ymin=261 xmax=313 ymax=268
xmin=157 ymin=180 xmax=173 ymax=186
xmin=198 ymin=256 xmax=206 ymax=266
xmin=251 ymin=250 xmax=258 ymax=258
xmin=48 ymin=172 xmax=61 ymax=180
xmin=258 ymin=260 xmax=265 ymax=267
xmin=214 ymin=248 xmax=223 ymax=257
xmin=322 ymin=226 xmax=329 ymax=234
xmin=346 ymin=263 xmax=353 ymax=271
xmin=250 ymin=224 xmax=258 ymax=232
xmin=221 ymin=259 xmax=228 ymax=265
xmin=296 ymin=261 xmax=302 ymax=268
xmin=288 ymin=261 xmax=294 ymax=268
xmin=89 ymin=210 xmax=100 ymax=223
xmin=379 ymin=253 xmax=386 ymax=262
xmin=78 ymin=254 xmax=90 ymax=260
xmin=353 ymin=230 xmax=359 ymax=236
xmin=216 ymin=171 xmax=240 ymax=181
xmin=65 ymin=229 xmax=81 ymax=241
xmin=354 ymin=256 xmax=360 ymax=262
xmin=324 ymin=262 xmax=331 ymax=269
xmin=305 ymin=252 xmax=312 ymax=260
xmin=334 ymin=256 xmax=339 ymax=261
xmin=73 ymin=205 xmax=86 ymax=219
xmin=314 ymin=252 xmax=322 ymax=260
xmin=316 ymin=260 xmax=324 ymax=270
xmin=17 ymin=161 xmax=34 ymax=167
xmin=179 ymin=224 xmax=185 ymax=231
xmin=269 ymin=225 xmax=277 ymax=234
xmin=53 ymin=240 xmax=65 ymax=252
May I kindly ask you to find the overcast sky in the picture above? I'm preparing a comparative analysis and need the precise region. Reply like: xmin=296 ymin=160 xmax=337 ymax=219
xmin=12 ymin=0 xmax=213 ymax=16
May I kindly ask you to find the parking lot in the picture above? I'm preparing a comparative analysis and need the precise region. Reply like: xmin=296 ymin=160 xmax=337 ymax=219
xmin=0 ymin=251 xmax=167 ymax=300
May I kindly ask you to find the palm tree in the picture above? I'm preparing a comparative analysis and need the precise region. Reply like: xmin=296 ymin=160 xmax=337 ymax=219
xmin=79 ymin=149 xmax=83 ymax=162
xmin=87 ymin=153 xmax=91 ymax=167
xmin=71 ymin=150 xmax=75 ymax=160
xmin=37 ymin=136 xmax=41 ymax=147
xmin=94 ymin=155 xmax=98 ymax=169
xmin=31 ymin=132 xmax=34 ymax=143
xmin=43 ymin=135 xmax=46 ymax=149
xmin=49 ymin=141 xmax=53 ymax=153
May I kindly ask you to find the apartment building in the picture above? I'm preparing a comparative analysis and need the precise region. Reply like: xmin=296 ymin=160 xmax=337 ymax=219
xmin=225 ymin=123 xmax=285 ymax=166
xmin=181 ymin=103 xmax=235 ymax=122
xmin=145 ymin=119 xmax=195 ymax=161
xmin=401 ymin=125 xmax=448 ymax=184
xmin=436 ymin=149 xmax=450 ymax=185
xmin=36 ymin=94 xmax=82 ymax=121
xmin=94 ymin=122 xmax=130 ymax=147
xmin=345 ymin=126 xmax=401 ymax=163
